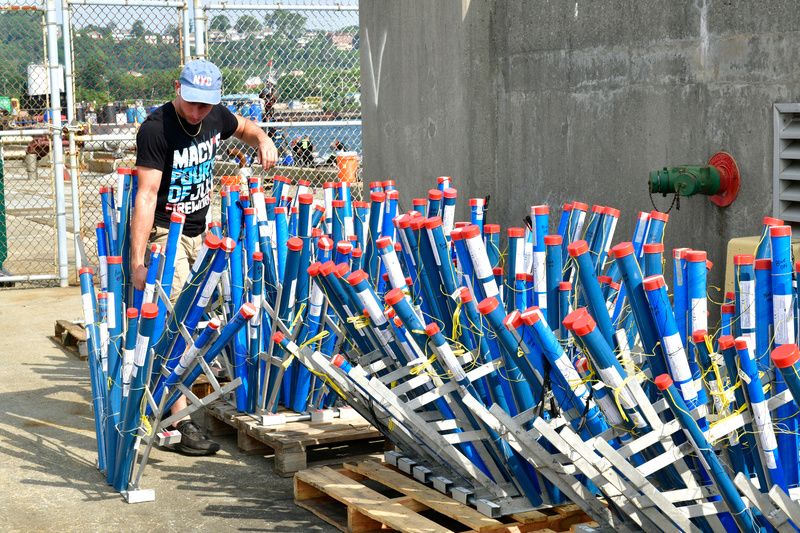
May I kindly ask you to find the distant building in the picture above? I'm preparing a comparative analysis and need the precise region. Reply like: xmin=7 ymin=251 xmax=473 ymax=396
xmin=162 ymin=35 xmax=175 ymax=44
xmin=143 ymin=34 xmax=158 ymax=45
xmin=225 ymin=29 xmax=243 ymax=41
xmin=85 ymin=30 xmax=103 ymax=40
xmin=111 ymin=29 xmax=131 ymax=42
xmin=327 ymin=32 xmax=354 ymax=51
xmin=208 ymin=29 xmax=226 ymax=43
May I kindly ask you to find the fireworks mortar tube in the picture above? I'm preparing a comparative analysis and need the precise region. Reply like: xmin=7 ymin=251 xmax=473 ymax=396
xmin=140 ymin=244 xmax=162 ymax=309
xmin=755 ymin=216 xmax=783 ymax=259
xmin=469 ymin=198 xmax=485 ymax=233
xmin=364 ymin=191 xmax=385 ymax=282
xmin=531 ymin=206 xmax=549 ymax=309
xmin=95 ymin=223 xmax=109 ymax=291
xmin=505 ymin=227 xmax=525 ymax=313
xmin=150 ymin=212 xmax=185 ymax=344
xmin=273 ymin=237 xmax=304 ymax=409
xmin=105 ymin=255 xmax=125 ymax=485
xmin=685 ymin=250 xmax=709 ymax=409
xmin=100 ymin=186 xmax=118 ymax=256
xmin=672 ymin=247 xmax=689 ymax=347
xmin=642 ymin=242 xmax=664 ymax=277
xmin=79 ymin=267 xmax=107 ymax=472
xmin=247 ymin=255 xmax=264 ymax=413
xmin=441 ymin=188 xmax=457 ymax=237
xmin=568 ymin=240 xmax=614 ymax=346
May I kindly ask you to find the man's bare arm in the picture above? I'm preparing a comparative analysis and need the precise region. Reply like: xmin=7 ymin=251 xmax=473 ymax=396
xmin=130 ymin=166 xmax=162 ymax=290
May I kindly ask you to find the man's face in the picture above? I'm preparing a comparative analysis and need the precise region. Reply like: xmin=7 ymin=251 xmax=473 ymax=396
xmin=174 ymin=82 xmax=214 ymax=125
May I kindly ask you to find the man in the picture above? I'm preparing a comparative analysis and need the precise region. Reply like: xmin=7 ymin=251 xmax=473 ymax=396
xmin=130 ymin=59 xmax=277 ymax=455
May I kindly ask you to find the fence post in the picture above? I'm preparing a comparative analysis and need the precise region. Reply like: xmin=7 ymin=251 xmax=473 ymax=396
xmin=46 ymin=0 xmax=69 ymax=286
xmin=182 ymin=2 xmax=191 ymax=64
xmin=62 ymin=0 xmax=81 ymax=272
xmin=193 ymin=0 xmax=205 ymax=59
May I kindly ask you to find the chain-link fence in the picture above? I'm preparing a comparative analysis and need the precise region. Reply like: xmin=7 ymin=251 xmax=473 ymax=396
xmin=67 ymin=0 xmax=187 ymax=264
xmin=0 ymin=0 xmax=362 ymax=285
xmin=204 ymin=1 xmax=362 ymax=199
xmin=0 ymin=2 xmax=59 ymax=285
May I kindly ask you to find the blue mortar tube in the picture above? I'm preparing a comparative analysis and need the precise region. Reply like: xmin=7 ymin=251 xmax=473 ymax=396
xmin=315 ymin=262 xmax=371 ymax=353
xmin=721 ymin=303 xmax=734 ymax=337
xmin=424 ymin=322 xmax=543 ymax=506
xmin=469 ymin=198 xmax=485 ymax=233
xmin=351 ymin=245 xmax=364 ymax=271
xmin=364 ymin=192 xmax=385 ymax=280
xmin=644 ymin=210 xmax=668 ymax=245
xmin=642 ymin=243 xmax=663 ymax=277
xmin=316 ymin=235 xmax=334 ymax=263
xmin=770 ymin=224 xmax=798 ymax=487
xmin=735 ymin=337 xmax=786 ymax=491
xmin=247 ymin=255 xmax=264 ymax=413
xmin=610 ymin=243 xmax=669 ymax=384
xmin=294 ymin=179 xmax=311 ymax=209
xmin=150 ymin=212 xmax=185 ymax=345
xmin=354 ymin=201 xmax=369 ymax=249
xmin=450 ymin=227 xmax=475 ymax=294
xmin=264 ymin=195 xmax=276 ymax=242
xmin=642 ymin=275 xmax=704 ymax=423
xmin=117 ymin=168 xmax=134 ymax=298
xmin=410 ymin=198 xmax=424 ymax=216
xmin=408 ymin=216 xmax=446 ymax=322
xmin=520 ymin=308 xmax=609 ymax=436
xmin=532 ymin=206 xmax=549 ymax=308
xmin=312 ymin=203 xmax=326 ymax=233
xmin=556 ymin=202 xmax=572 ymax=242
xmin=394 ymin=215 xmax=420 ymax=294
xmin=672 ymin=248 xmax=689 ymax=346
xmin=274 ymin=206 xmax=289 ymax=281
xmin=544 ymin=235 xmax=563 ymax=329
xmin=243 ymin=207 xmax=257 ymax=275
xmin=105 ymin=255 xmax=125 ymax=484
xmin=79 ymin=267 xmax=107 ymax=472
xmin=290 ymin=270 xmax=326 ymax=413
xmin=773 ymin=343 xmax=800 ymax=419
xmin=477 ymin=297 xmax=541 ymax=409
xmin=493 ymin=268 xmax=504 ymax=303
xmin=271 ymin=174 xmax=290 ymax=200
xmin=581 ymin=205 xmax=604 ymax=264
xmin=208 ymin=220 xmax=223 ymax=239
xmin=368 ymin=180 xmax=383 ymax=193
xmin=483 ymin=224 xmax=501 ymax=269
xmin=733 ymin=254 xmax=756 ymax=352
xmin=96 ymin=223 xmax=109 ymax=291
xmin=442 ymin=188 xmax=457 ymax=237
xmin=464 ymin=225 xmax=501 ymax=302
xmin=111 ymin=303 xmax=157 ymax=492
xmin=381 ymin=190 xmax=398 ymax=243
xmin=513 ymin=274 xmax=527 ymax=311
xmin=150 ymin=319 xmax=220 ymax=413
xmin=506 ymin=227 xmax=525 ymax=313
xmin=97 ymin=293 xmax=109 ymax=376
xmin=323 ymin=181 xmax=335 ymax=232
xmin=164 ymin=303 xmax=257 ymax=413
xmin=692 ymin=330 xmax=748 ymax=476
xmin=426 ymin=217 xmax=460 ymax=324
xmin=140 ymin=243 xmax=162 ymax=309
xmin=436 ymin=175 xmax=451 ymax=191
xmin=568 ymin=240 xmax=614 ymax=345
xmin=655 ymin=374 xmax=758 ymax=533
xmin=376 ymin=236 xmax=410 ymax=295
xmin=157 ymin=238 xmax=235 ymax=379
xmin=276 ymin=237 xmax=304 ymax=407
xmin=426 ymin=188 xmax=442 ymax=219
xmin=335 ymin=241 xmax=352 ymax=266
xmin=100 ymin=185 xmax=117 ymax=255
xmin=685 ymin=250 xmax=709 ymax=409
xmin=119 ymin=307 xmax=139 ymax=428
xmin=756 ymin=216 xmax=783 ymax=259
xmin=567 ymin=201 xmax=588 ymax=244
xmin=574 ymin=356 xmax=627 ymax=431
xmin=594 ymin=206 xmax=619 ymax=275
xmin=564 ymin=310 xmax=647 ymax=431
xmin=558 ymin=282 xmax=572 ymax=339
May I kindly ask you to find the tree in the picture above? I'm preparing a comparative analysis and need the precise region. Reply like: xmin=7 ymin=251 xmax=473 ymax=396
xmin=265 ymin=11 xmax=306 ymax=41
xmin=131 ymin=19 xmax=146 ymax=38
xmin=209 ymin=14 xmax=231 ymax=32
xmin=235 ymin=15 xmax=261 ymax=34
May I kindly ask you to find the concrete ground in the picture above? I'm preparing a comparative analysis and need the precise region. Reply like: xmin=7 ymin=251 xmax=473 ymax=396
xmin=0 ymin=286 xmax=337 ymax=532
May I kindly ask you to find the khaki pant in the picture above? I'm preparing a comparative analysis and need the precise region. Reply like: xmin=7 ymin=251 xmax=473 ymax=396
xmin=148 ymin=227 xmax=204 ymax=303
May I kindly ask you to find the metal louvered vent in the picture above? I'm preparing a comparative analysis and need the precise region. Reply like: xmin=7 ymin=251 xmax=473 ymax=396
xmin=774 ymin=103 xmax=800 ymax=223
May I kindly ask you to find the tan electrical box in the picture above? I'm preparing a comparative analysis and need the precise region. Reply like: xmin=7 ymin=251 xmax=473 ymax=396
xmin=724 ymin=235 xmax=800 ymax=294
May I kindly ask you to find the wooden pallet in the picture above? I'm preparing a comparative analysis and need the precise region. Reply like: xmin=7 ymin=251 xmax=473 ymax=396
xmin=53 ymin=320 xmax=87 ymax=360
xmin=202 ymin=399 xmax=388 ymax=476
xmin=294 ymin=460 xmax=594 ymax=533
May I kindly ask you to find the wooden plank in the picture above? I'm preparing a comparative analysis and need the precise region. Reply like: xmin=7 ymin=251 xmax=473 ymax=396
xmin=344 ymin=460 xmax=503 ymax=532
xmin=295 ymin=466 xmax=452 ymax=533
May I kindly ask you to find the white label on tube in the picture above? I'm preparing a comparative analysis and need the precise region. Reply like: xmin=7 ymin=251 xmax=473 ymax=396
xmin=309 ymin=283 xmax=325 ymax=318
xmin=106 ymin=292 xmax=117 ymax=330
xmin=383 ymin=251 xmax=405 ymax=288
xmin=467 ymin=237 xmax=493 ymax=279
xmin=774 ymin=294 xmax=795 ymax=345
xmin=287 ymin=280 xmax=297 ymax=307
xmin=251 ymin=295 xmax=262 ymax=327
xmin=197 ymin=271 xmax=222 ymax=308
xmin=427 ymin=229 xmax=442 ymax=266
xmin=690 ymin=297 xmax=707 ymax=332
xmin=633 ymin=214 xmax=648 ymax=246
xmin=143 ymin=283 xmax=155 ymax=305
xmin=739 ymin=280 xmax=755 ymax=330
xmin=82 ymin=293 xmax=95 ymax=324
xmin=595 ymin=391 xmax=625 ymax=426
xmin=482 ymin=278 xmax=500 ymax=298
xmin=190 ymin=245 xmax=209 ymax=274
xmin=513 ymin=242 xmax=525 ymax=274
xmin=344 ymin=216 xmax=354 ymax=239
xmin=673 ymin=258 xmax=683 ymax=286
xmin=133 ymin=334 xmax=149 ymax=367
xmin=751 ymin=400 xmax=778 ymax=468
xmin=604 ymin=218 xmax=618 ymax=254
xmin=443 ymin=205 xmax=455 ymax=236
xmin=122 ymin=348 xmax=134 ymax=395
xmin=523 ymin=241 xmax=533 ymax=274
xmin=596 ymin=365 xmax=637 ymax=411
xmin=177 ymin=344 xmax=200 ymax=376
xmin=358 ymin=288 xmax=387 ymax=326
xmin=533 ymin=252 xmax=546 ymax=293
xmin=662 ymin=332 xmax=697 ymax=399
xmin=438 ymin=343 xmax=467 ymax=383
xmin=100 ymin=324 xmax=109 ymax=372
xmin=99 ymin=259 xmax=108 ymax=290
xmin=553 ymin=352 xmax=588 ymax=400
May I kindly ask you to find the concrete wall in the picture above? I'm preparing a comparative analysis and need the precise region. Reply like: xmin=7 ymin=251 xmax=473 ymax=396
xmin=360 ymin=0 xmax=800 ymax=284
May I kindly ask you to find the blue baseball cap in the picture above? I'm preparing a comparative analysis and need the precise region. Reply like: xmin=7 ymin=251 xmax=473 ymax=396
xmin=179 ymin=60 xmax=222 ymax=105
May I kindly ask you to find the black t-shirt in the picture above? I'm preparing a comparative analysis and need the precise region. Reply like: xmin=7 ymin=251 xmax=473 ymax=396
xmin=136 ymin=102 xmax=238 ymax=237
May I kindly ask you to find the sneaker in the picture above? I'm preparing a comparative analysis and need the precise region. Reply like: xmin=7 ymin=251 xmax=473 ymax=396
xmin=171 ymin=420 xmax=220 ymax=456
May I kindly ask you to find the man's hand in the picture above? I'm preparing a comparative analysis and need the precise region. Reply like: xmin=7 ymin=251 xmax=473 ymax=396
xmin=132 ymin=263 xmax=148 ymax=291
xmin=258 ymin=137 xmax=278 ymax=170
